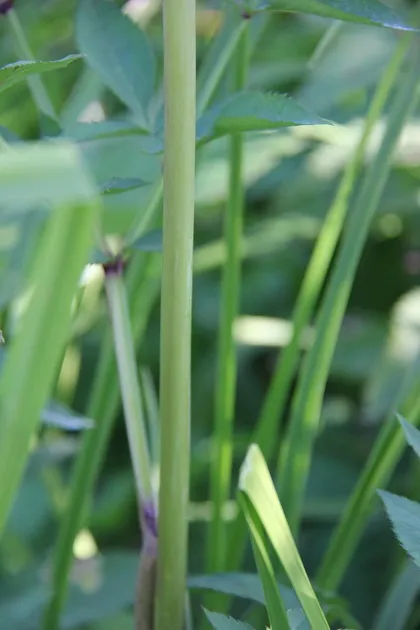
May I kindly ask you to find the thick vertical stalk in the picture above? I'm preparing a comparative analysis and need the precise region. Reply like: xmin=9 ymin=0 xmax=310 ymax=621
xmin=207 ymin=21 xmax=249 ymax=573
xmin=155 ymin=1 xmax=196 ymax=629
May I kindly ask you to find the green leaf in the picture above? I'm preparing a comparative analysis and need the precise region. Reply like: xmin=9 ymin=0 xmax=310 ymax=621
xmin=270 ymin=0 xmax=415 ymax=30
xmin=0 ymin=141 xmax=98 ymax=537
xmin=99 ymin=177 xmax=147 ymax=196
xmin=379 ymin=490 xmax=420 ymax=569
xmin=129 ymin=229 xmax=162 ymax=252
xmin=197 ymin=91 xmax=328 ymax=142
xmin=239 ymin=445 xmax=330 ymax=630
xmin=239 ymin=495 xmax=290 ymax=630
xmin=0 ymin=55 xmax=82 ymax=94
xmin=204 ymin=611 xmax=255 ymax=630
xmin=397 ymin=412 xmax=420 ymax=459
xmin=76 ymin=0 xmax=156 ymax=127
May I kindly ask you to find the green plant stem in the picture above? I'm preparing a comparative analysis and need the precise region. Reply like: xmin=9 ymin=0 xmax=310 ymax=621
xmin=43 ymin=253 xmax=160 ymax=630
xmin=45 ymin=13 xmax=245 ymax=628
xmin=277 ymin=33 xmax=418 ymax=536
xmin=8 ymin=9 xmax=57 ymax=120
xmin=225 ymin=21 xmax=410 ymax=573
xmin=207 ymin=22 xmax=249 ymax=573
xmin=104 ymin=265 xmax=153 ymax=504
xmin=155 ymin=0 xmax=196 ymax=629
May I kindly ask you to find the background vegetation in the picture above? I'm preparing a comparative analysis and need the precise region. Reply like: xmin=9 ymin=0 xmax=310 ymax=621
xmin=1 ymin=0 xmax=420 ymax=629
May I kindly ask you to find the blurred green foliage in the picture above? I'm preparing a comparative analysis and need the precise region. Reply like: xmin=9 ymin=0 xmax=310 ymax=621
xmin=1 ymin=0 xmax=420 ymax=628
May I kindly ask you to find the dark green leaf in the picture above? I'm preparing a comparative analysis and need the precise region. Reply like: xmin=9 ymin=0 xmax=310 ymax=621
xmin=397 ymin=412 xmax=420 ymax=459
xmin=379 ymin=490 xmax=420 ymax=569
xmin=204 ymin=610 xmax=255 ymax=630
xmin=99 ymin=177 xmax=147 ymax=195
xmin=77 ymin=0 xmax=156 ymax=127
xmin=270 ymin=0 xmax=414 ymax=30
xmin=130 ymin=229 xmax=162 ymax=252
xmin=197 ymin=91 xmax=328 ymax=142
xmin=0 ymin=55 xmax=82 ymax=94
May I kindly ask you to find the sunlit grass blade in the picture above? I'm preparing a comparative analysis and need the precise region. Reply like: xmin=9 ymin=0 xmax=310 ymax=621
xmin=276 ymin=34 xmax=419 ymax=535
xmin=316 ymin=370 xmax=420 ymax=591
xmin=208 ymin=22 xmax=249 ymax=573
xmin=239 ymin=444 xmax=330 ymax=630
xmin=0 ymin=144 xmax=97 ymax=537
xmin=239 ymin=495 xmax=290 ymax=630
xmin=226 ymin=25 xmax=410 ymax=572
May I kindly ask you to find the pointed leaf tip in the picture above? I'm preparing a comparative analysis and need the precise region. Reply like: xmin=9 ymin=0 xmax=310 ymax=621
xmin=379 ymin=489 xmax=420 ymax=569
xmin=396 ymin=412 xmax=420 ymax=460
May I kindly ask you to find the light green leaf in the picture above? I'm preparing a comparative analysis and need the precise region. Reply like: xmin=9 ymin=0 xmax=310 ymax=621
xmin=270 ymin=0 xmax=414 ymax=30
xmin=0 ymin=55 xmax=82 ymax=94
xmin=77 ymin=0 xmax=156 ymax=127
xmin=239 ymin=495 xmax=290 ymax=630
xmin=239 ymin=445 xmax=330 ymax=630
xmin=197 ymin=90 xmax=328 ymax=142
xmin=397 ymin=412 xmax=420 ymax=459
xmin=204 ymin=610 xmax=255 ymax=630
xmin=379 ymin=490 xmax=420 ymax=569
xmin=0 ymin=142 xmax=95 ymax=210
xmin=0 ymin=141 xmax=98 ymax=537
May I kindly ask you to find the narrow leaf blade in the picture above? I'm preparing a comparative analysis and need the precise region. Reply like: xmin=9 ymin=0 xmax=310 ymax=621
xmin=239 ymin=444 xmax=330 ymax=630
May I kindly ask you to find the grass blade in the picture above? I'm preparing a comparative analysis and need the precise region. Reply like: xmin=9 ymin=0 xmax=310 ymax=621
xmin=239 ymin=495 xmax=291 ymax=630
xmin=276 ymin=34 xmax=419 ymax=534
xmin=208 ymin=21 xmax=249 ymax=573
xmin=226 ymin=27 xmax=410 ymax=572
xmin=239 ymin=444 xmax=330 ymax=630
xmin=0 ymin=145 xmax=97 ymax=536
